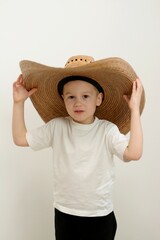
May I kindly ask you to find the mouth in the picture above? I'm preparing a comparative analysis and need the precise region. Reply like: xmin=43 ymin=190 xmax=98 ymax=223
xmin=74 ymin=110 xmax=84 ymax=114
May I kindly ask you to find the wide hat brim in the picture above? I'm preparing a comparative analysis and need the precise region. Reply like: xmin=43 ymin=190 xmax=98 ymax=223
xmin=19 ymin=57 xmax=145 ymax=134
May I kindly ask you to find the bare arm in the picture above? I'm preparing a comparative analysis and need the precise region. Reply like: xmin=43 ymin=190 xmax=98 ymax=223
xmin=12 ymin=74 xmax=37 ymax=146
xmin=123 ymin=78 xmax=143 ymax=161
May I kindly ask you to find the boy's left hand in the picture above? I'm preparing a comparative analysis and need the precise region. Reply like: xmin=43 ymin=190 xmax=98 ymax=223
xmin=123 ymin=78 xmax=143 ymax=112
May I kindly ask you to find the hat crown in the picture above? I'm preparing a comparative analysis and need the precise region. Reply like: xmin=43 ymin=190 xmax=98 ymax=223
xmin=65 ymin=55 xmax=94 ymax=68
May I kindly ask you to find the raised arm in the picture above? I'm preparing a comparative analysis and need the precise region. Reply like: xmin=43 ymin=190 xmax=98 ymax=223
xmin=123 ymin=78 xmax=143 ymax=161
xmin=12 ymin=74 xmax=37 ymax=146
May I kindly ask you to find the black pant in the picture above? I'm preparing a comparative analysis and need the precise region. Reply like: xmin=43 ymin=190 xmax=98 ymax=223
xmin=55 ymin=209 xmax=117 ymax=240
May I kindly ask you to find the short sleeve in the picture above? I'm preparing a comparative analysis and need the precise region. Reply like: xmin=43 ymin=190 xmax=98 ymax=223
xmin=108 ymin=125 xmax=128 ymax=160
xmin=26 ymin=120 xmax=55 ymax=151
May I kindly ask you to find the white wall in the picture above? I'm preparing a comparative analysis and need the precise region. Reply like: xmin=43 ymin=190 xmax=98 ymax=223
xmin=0 ymin=0 xmax=160 ymax=239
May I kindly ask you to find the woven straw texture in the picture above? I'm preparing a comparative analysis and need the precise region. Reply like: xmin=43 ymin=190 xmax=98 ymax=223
xmin=19 ymin=56 xmax=145 ymax=134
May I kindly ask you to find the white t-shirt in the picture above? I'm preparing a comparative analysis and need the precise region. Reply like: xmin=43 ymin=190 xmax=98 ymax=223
xmin=26 ymin=117 xmax=128 ymax=217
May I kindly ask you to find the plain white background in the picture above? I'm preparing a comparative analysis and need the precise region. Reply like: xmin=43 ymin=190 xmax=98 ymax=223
xmin=0 ymin=0 xmax=160 ymax=239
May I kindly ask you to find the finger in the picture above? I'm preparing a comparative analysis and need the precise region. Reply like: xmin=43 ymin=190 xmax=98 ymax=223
xmin=123 ymin=94 xmax=130 ymax=104
xmin=15 ymin=74 xmax=23 ymax=85
xmin=136 ymin=78 xmax=143 ymax=87
xmin=28 ymin=88 xmax=37 ymax=97
xmin=13 ymin=79 xmax=21 ymax=88
xmin=18 ymin=74 xmax=22 ymax=80
xmin=135 ymin=78 xmax=143 ymax=94
xmin=136 ymin=77 xmax=141 ymax=84
xmin=131 ymin=80 xmax=137 ymax=93
xmin=19 ymin=74 xmax=25 ymax=85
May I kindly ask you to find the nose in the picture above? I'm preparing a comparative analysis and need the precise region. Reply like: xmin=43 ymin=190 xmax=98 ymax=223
xmin=74 ymin=97 xmax=82 ymax=106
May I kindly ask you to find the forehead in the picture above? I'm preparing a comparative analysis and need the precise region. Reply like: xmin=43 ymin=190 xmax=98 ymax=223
xmin=63 ymin=80 xmax=97 ymax=92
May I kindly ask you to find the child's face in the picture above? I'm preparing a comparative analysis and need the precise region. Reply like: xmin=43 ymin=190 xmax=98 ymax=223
xmin=62 ymin=80 xmax=103 ymax=124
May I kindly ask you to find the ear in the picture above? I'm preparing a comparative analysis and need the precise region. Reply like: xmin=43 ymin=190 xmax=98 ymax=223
xmin=96 ymin=92 xmax=103 ymax=106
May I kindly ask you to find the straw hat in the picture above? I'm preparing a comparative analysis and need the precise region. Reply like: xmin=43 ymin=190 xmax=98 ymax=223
xmin=19 ymin=55 xmax=145 ymax=134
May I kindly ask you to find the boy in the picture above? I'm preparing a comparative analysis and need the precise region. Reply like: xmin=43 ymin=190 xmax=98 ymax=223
xmin=12 ymin=56 xmax=143 ymax=240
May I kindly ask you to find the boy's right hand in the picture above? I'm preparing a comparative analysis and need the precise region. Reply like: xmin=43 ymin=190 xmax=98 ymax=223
xmin=13 ymin=74 xmax=37 ymax=103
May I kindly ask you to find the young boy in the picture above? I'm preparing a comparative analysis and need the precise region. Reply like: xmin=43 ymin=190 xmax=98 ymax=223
xmin=12 ymin=56 xmax=143 ymax=240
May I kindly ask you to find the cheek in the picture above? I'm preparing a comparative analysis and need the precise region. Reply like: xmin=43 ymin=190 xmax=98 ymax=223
xmin=64 ymin=100 xmax=73 ymax=109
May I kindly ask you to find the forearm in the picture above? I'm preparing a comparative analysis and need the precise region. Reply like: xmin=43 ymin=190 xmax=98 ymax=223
xmin=124 ymin=110 xmax=143 ymax=161
xmin=12 ymin=102 xmax=28 ymax=146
